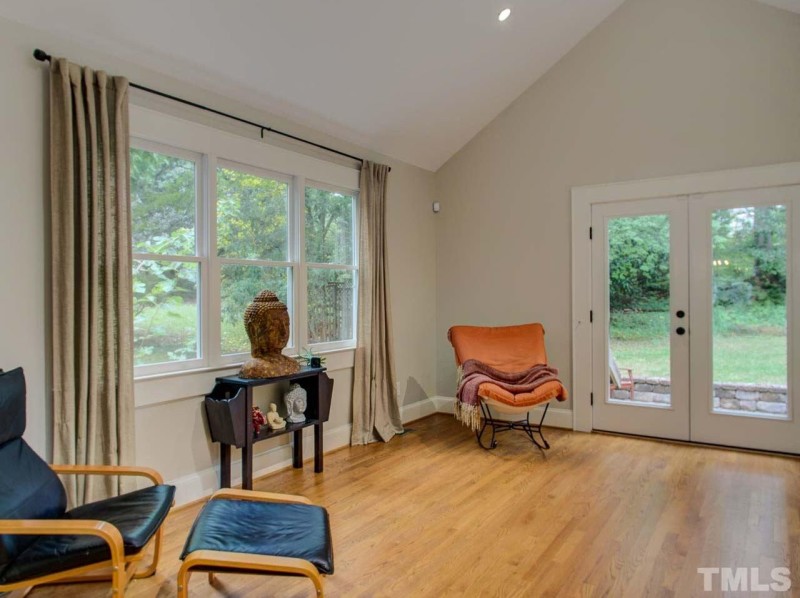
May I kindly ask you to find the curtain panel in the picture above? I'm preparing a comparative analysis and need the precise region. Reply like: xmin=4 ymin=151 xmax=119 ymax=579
xmin=351 ymin=161 xmax=403 ymax=445
xmin=50 ymin=58 xmax=135 ymax=504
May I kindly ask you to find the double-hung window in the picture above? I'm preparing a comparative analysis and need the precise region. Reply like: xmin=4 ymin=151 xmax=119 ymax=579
xmin=131 ymin=142 xmax=204 ymax=371
xmin=304 ymin=184 xmax=357 ymax=347
xmin=216 ymin=162 xmax=293 ymax=357
xmin=130 ymin=108 xmax=358 ymax=377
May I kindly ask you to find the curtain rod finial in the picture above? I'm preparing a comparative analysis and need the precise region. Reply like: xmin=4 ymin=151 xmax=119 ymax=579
xmin=33 ymin=49 xmax=51 ymax=62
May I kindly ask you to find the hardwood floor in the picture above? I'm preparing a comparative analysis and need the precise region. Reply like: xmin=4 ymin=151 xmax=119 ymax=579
xmin=17 ymin=414 xmax=800 ymax=597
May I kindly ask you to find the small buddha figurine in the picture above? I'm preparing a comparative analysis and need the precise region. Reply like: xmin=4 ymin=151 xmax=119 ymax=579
xmin=239 ymin=290 xmax=300 ymax=379
xmin=284 ymin=384 xmax=307 ymax=424
xmin=266 ymin=403 xmax=286 ymax=430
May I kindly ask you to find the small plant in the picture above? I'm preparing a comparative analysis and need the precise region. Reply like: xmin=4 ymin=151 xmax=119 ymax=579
xmin=297 ymin=347 xmax=326 ymax=368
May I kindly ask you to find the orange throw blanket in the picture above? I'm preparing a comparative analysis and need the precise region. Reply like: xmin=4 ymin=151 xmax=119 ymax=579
xmin=455 ymin=360 xmax=563 ymax=430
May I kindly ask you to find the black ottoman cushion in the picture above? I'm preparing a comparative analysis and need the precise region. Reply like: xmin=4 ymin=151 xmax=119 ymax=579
xmin=181 ymin=499 xmax=333 ymax=575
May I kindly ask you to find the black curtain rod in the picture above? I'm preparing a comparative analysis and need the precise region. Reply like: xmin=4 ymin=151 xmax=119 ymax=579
xmin=33 ymin=48 xmax=387 ymax=171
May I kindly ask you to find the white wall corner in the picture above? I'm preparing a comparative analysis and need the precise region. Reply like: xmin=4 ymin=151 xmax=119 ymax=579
xmin=400 ymin=396 xmax=439 ymax=423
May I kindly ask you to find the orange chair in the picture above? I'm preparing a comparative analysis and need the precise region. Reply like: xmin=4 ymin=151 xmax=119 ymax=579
xmin=447 ymin=323 xmax=567 ymax=450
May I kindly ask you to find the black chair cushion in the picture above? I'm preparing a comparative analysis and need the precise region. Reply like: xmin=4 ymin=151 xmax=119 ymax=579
xmin=0 ymin=484 xmax=175 ymax=584
xmin=0 ymin=439 xmax=68 ymax=567
xmin=181 ymin=499 xmax=334 ymax=575
xmin=0 ymin=368 xmax=26 ymax=445
xmin=0 ymin=366 xmax=68 ymax=567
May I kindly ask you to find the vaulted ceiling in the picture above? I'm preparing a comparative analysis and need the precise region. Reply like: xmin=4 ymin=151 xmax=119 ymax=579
xmin=1 ymin=0 xmax=796 ymax=171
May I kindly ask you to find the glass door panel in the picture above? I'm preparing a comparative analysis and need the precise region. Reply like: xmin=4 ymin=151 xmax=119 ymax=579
xmin=710 ymin=206 xmax=788 ymax=418
xmin=591 ymin=197 xmax=690 ymax=441
xmin=689 ymin=186 xmax=800 ymax=454
xmin=608 ymin=214 xmax=673 ymax=407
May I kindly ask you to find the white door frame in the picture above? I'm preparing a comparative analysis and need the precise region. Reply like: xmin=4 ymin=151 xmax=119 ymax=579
xmin=571 ymin=162 xmax=800 ymax=433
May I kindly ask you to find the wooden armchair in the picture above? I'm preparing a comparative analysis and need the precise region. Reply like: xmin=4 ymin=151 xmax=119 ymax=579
xmin=609 ymin=351 xmax=635 ymax=401
xmin=0 ymin=367 xmax=175 ymax=596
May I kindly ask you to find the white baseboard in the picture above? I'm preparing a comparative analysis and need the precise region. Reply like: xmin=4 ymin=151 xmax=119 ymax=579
xmin=169 ymin=396 xmax=442 ymax=506
xmin=431 ymin=396 xmax=573 ymax=429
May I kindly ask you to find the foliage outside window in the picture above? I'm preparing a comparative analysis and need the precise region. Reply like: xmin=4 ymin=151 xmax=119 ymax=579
xmin=607 ymin=207 xmax=787 ymax=386
xmin=131 ymin=147 xmax=201 ymax=367
xmin=217 ymin=165 xmax=291 ymax=355
xmin=131 ymin=144 xmax=358 ymax=375
xmin=305 ymin=186 xmax=356 ymax=344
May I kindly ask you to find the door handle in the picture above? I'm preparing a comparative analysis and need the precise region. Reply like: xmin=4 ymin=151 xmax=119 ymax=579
xmin=676 ymin=327 xmax=686 ymax=335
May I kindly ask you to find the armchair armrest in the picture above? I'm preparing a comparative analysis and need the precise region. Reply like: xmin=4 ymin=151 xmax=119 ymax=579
xmin=210 ymin=488 xmax=312 ymax=505
xmin=50 ymin=464 xmax=164 ymax=486
xmin=0 ymin=518 xmax=125 ymax=564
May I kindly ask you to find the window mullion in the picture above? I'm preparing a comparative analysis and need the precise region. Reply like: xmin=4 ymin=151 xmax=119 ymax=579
xmin=294 ymin=175 xmax=307 ymax=353
xmin=217 ymin=258 xmax=294 ymax=268
xmin=305 ymin=263 xmax=357 ymax=271
xmin=205 ymin=154 xmax=220 ymax=368
xmin=132 ymin=253 xmax=203 ymax=264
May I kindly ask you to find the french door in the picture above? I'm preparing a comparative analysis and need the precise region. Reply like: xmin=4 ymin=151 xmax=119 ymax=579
xmin=591 ymin=186 xmax=800 ymax=454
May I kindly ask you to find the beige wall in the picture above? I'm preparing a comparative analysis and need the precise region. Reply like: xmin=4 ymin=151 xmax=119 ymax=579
xmin=4 ymin=0 xmax=800 ymax=499
xmin=435 ymin=0 xmax=800 ymax=402
xmin=0 ymin=16 xmax=437 ymax=502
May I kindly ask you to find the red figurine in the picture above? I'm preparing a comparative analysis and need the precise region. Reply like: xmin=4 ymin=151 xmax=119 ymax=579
xmin=252 ymin=406 xmax=267 ymax=435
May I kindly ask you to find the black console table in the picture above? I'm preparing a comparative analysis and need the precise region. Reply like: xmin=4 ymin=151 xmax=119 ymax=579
xmin=204 ymin=367 xmax=333 ymax=490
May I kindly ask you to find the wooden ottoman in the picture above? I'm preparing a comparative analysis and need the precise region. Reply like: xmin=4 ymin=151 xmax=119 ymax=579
xmin=178 ymin=489 xmax=334 ymax=597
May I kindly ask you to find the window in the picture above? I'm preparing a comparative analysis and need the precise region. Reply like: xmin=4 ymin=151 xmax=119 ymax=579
xmin=131 ymin=144 xmax=203 ymax=371
xmin=217 ymin=163 xmax=292 ymax=356
xmin=305 ymin=185 xmax=357 ymax=345
xmin=130 ymin=111 xmax=359 ymax=376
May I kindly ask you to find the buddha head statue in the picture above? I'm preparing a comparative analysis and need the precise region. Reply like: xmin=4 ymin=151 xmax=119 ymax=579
xmin=243 ymin=290 xmax=290 ymax=358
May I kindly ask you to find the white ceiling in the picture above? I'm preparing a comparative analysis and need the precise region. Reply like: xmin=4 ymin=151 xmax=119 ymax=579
xmin=3 ymin=0 xmax=799 ymax=171
xmin=3 ymin=0 xmax=636 ymax=170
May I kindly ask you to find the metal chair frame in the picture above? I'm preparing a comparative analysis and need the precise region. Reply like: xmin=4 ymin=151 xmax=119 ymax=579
xmin=475 ymin=400 xmax=551 ymax=451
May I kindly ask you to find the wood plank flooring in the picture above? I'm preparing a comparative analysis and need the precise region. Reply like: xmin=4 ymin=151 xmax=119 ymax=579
xmin=16 ymin=414 xmax=800 ymax=597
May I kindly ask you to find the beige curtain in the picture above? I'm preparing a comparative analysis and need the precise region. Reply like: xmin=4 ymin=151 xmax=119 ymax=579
xmin=351 ymin=162 xmax=403 ymax=445
xmin=50 ymin=58 xmax=135 ymax=505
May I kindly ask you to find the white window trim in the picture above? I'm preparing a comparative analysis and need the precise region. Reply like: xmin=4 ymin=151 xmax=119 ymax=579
xmin=130 ymin=105 xmax=360 ymax=382
xmin=134 ymin=346 xmax=356 ymax=409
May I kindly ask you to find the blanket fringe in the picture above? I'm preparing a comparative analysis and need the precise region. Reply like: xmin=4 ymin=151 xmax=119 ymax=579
xmin=453 ymin=399 xmax=481 ymax=432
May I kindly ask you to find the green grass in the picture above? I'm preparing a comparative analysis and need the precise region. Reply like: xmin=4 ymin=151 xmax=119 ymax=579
xmin=610 ymin=304 xmax=787 ymax=386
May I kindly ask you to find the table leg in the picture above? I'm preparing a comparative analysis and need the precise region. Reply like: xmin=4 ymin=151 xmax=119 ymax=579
xmin=242 ymin=388 xmax=254 ymax=490
xmin=314 ymin=422 xmax=324 ymax=473
xmin=220 ymin=444 xmax=231 ymax=488
xmin=293 ymin=429 xmax=303 ymax=468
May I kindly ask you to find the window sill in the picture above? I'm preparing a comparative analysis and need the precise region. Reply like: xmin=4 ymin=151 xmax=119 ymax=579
xmin=134 ymin=347 xmax=355 ymax=408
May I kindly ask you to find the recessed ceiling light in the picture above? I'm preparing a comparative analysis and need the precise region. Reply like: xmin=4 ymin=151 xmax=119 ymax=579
xmin=498 ymin=8 xmax=511 ymax=22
